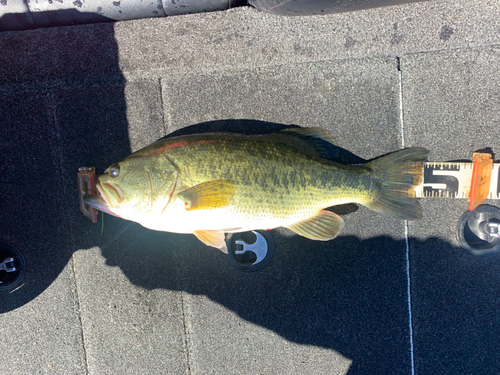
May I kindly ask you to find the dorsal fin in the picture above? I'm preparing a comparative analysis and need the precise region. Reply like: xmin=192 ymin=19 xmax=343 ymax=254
xmin=271 ymin=127 xmax=340 ymax=160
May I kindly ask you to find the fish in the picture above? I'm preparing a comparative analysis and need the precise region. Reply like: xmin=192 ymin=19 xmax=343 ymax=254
xmin=84 ymin=127 xmax=427 ymax=252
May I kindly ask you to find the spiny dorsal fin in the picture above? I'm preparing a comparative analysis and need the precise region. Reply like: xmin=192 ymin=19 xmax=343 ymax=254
xmin=178 ymin=180 xmax=235 ymax=211
xmin=272 ymin=127 xmax=339 ymax=160
xmin=286 ymin=210 xmax=344 ymax=240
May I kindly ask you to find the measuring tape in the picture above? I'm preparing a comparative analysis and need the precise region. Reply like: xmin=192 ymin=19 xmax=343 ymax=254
xmin=415 ymin=163 xmax=500 ymax=199
xmin=414 ymin=153 xmax=500 ymax=210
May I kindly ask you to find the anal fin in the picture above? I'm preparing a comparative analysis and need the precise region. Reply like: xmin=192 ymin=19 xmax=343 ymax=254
xmin=286 ymin=210 xmax=344 ymax=241
xmin=193 ymin=230 xmax=228 ymax=253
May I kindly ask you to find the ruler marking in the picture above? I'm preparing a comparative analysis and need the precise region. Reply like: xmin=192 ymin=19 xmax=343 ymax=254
xmin=415 ymin=162 xmax=499 ymax=199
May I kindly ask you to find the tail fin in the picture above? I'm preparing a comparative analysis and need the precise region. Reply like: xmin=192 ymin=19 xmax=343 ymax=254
xmin=364 ymin=148 xmax=427 ymax=220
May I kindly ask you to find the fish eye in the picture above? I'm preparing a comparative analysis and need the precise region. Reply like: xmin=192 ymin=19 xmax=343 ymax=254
xmin=109 ymin=165 xmax=120 ymax=177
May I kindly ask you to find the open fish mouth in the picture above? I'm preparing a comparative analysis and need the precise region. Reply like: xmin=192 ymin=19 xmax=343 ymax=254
xmin=83 ymin=194 xmax=120 ymax=217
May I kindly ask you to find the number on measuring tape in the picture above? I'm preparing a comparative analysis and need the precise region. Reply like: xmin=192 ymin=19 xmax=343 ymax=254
xmin=414 ymin=162 xmax=500 ymax=200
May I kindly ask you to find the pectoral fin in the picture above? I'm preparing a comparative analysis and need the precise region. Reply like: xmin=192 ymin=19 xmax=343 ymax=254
xmin=286 ymin=210 xmax=344 ymax=240
xmin=178 ymin=180 xmax=235 ymax=211
xmin=193 ymin=230 xmax=228 ymax=253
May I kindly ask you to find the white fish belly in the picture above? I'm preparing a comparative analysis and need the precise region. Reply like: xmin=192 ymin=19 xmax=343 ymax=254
xmin=138 ymin=198 xmax=317 ymax=234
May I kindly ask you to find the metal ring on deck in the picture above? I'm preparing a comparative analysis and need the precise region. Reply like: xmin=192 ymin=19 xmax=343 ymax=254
xmin=226 ymin=230 xmax=274 ymax=272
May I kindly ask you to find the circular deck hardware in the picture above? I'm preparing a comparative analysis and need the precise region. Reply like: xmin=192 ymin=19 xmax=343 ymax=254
xmin=457 ymin=205 xmax=500 ymax=255
xmin=0 ymin=242 xmax=26 ymax=291
xmin=225 ymin=230 xmax=274 ymax=272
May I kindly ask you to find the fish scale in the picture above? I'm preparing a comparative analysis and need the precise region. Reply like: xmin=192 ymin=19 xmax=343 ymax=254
xmin=141 ymin=136 xmax=391 ymax=226
xmin=170 ymin=138 xmax=344 ymax=219
xmin=86 ymin=128 xmax=427 ymax=251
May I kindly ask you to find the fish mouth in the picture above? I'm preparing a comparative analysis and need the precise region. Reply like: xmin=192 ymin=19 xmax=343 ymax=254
xmin=83 ymin=194 xmax=120 ymax=217
xmin=96 ymin=181 xmax=124 ymax=207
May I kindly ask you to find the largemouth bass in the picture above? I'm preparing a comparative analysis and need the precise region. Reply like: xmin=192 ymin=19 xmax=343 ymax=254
xmin=84 ymin=128 xmax=427 ymax=252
